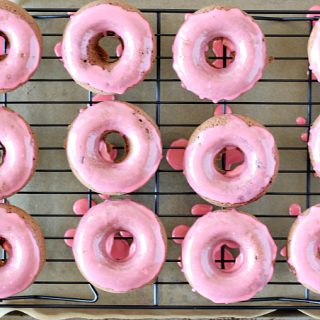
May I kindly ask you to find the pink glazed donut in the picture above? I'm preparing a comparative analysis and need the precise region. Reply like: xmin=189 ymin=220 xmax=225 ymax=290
xmin=0 ymin=204 xmax=46 ymax=298
xmin=73 ymin=199 xmax=167 ymax=292
xmin=287 ymin=205 xmax=320 ymax=293
xmin=173 ymin=6 xmax=266 ymax=103
xmin=61 ymin=0 xmax=155 ymax=95
xmin=182 ymin=209 xmax=277 ymax=303
xmin=0 ymin=107 xmax=38 ymax=199
xmin=66 ymin=101 xmax=162 ymax=195
xmin=308 ymin=115 xmax=320 ymax=176
xmin=184 ymin=114 xmax=279 ymax=207
xmin=0 ymin=0 xmax=42 ymax=92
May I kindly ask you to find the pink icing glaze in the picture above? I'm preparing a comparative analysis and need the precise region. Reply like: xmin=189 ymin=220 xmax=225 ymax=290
xmin=309 ymin=115 xmax=320 ymax=175
xmin=172 ymin=225 xmax=190 ymax=244
xmin=72 ymin=199 xmax=167 ymax=292
xmin=166 ymin=139 xmax=188 ymax=170
xmin=105 ymin=233 xmax=130 ymax=260
xmin=300 ymin=132 xmax=309 ymax=142
xmin=172 ymin=7 xmax=266 ymax=103
xmin=213 ymin=243 xmax=235 ymax=271
xmin=64 ymin=228 xmax=76 ymax=247
xmin=287 ymin=204 xmax=320 ymax=293
xmin=0 ymin=107 xmax=37 ymax=199
xmin=289 ymin=203 xmax=302 ymax=217
xmin=0 ymin=205 xmax=43 ymax=298
xmin=182 ymin=209 xmax=277 ymax=303
xmin=61 ymin=2 xmax=154 ymax=95
xmin=92 ymin=94 xmax=115 ymax=102
xmin=67 ymin=101 xmax=162 ymax=194
xmin=191 ymin=204 xmax=213 ymax=216
xmin=211 ymin=38 xmax=234 ymax=69
xmin=296 ymin=116 xmax=307 ymax=126
xmin=308 ymin=20 xmax=320 ymax=82
xmin=0 ymin=2 xmax=41 ymax=92
xmin=214 ymin=104 xmax=232 ymax=116
xmin=73 ymin=198 xmax=97 ymax=216
xmin=184 ymin=114 xmax=278 ymax=206
xmin=280 ymin=246 xmax=287 ymax=257
xmin=98 ymin=141 xmax=118 ymax=162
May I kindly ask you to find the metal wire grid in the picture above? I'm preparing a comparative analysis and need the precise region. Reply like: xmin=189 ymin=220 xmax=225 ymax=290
xmin=0 ymin=6 xmax=320 ymax=311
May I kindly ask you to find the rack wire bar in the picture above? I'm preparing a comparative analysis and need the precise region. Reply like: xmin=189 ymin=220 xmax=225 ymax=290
xmin=1 ymin=6 xmax=320 ymax=311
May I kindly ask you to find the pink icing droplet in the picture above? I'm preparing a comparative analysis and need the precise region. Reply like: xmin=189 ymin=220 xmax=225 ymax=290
xmin=191 ymin=204 xmax=213 ymax=216
xmin=116 ymin=44 xmax=123 ymax=58
xmin=93 ymin=94 xmax=115 ymax=102
xmin=172 ymin=225 xmax=190 ymax=244
xmin=211 ymin=38 xmax=234 ymax=69
xmin=224 ymin=146 xmax=245 ymax=171
xmin=64 ymin=229 xmax=76 ymax=247
xmin=213 ymin=243 xmax=236 ymax=270
xmin=54 ymin=42 xmax=62 ymax=59
xmin=296 ymin=116 xmax=307 ymax=125
xmin=300 ymin=132 xmax=309 ymax=142
xmin=166 ymin=139 xmax=188 ymax=170
xmin=280 ymin=246 xmax=287 ymax=257
xmin=289 ymin=203 xmax=302 ymax=217
xmin=214 ymin=104 xmax=232 ymax=116
xmin=73 ymin=198 xmax=96 ymax=216
xmin=307 ymin=6 xmax=320 ymax=26
xmin=110 ymin=239 xmax=130 ymax=260
xmin=98 ymin=141 xmax=118 ymax=162
xmin=99 ymin=194 xmax=110 ymax=200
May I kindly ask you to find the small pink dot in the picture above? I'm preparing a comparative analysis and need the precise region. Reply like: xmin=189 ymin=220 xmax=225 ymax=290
xmin=64 ymin=229 xmax=76 ymax=247
xmin=172 ymin=225 xmax=190 ymax=244
xmin=295 ymin=117 xmax=307 ymax=126
xmin=73 ymin=198 xmax=96 ymax=216
xmin=280 ymin=246 xmax=287 ymax=257
xmin=166 ymin=139 xmax=188 ymax=170
xmin=191 ymin=204 xmax=213 ymax=216
xmin=289 ymin=203 xmax=302 ymax=216
xmin=300 ymin=132 xmax=309 ymax=142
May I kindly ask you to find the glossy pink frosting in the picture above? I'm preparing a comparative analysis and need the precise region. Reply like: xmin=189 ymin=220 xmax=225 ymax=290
xmin=67 ymin=101 xmax=162 ymax=194
xmin=0 ymin=4 xmax=41 ymax=92
xmin=308 ymin=115 xmax=320 ymax=175
xmin=0 ymin=205 xmax=42 ymax=298
xmin=182 ymin=209 xmax=277 ymax=303
xmin=73 ymin=199 xmax=167 ymax=292
xmin=309 ymin=19 xmax=320 ymax=82
xmin=287 ymin=205 xmax=320 ymax=293
xmin=61 ymin=2 xmax=154 ymax=94
xmin=184 ymin=114 xmax=278 ymax=206
xmin=172 ymin=7 xmax=266 ymax=103
xmin=0 ymin=107 xmax=37 ymax=199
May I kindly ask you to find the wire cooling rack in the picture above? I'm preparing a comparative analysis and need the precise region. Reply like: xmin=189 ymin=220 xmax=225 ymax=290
xmin=1 ymin=6 xmax=320 ymax=312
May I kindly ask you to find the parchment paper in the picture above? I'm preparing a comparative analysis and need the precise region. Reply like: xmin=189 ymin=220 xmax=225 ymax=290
xmin=1 ymin=0 xmax=320 ymax=319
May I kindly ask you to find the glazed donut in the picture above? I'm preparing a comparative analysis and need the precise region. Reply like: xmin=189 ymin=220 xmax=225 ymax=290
xmin=0 ymin=204 xmax=46 ymax=298
xmin=0 ymin=107 xmax=38 ymax=199
xmin=73 ymin=199 xmax=167 ymax=292
xmin=184 ymin=114 xmax=279 ymax=207
xmin=0 ymin=0 xmax=42 ymax=92
xmin=308 ymin=114 xmax=320 ymax=176
xmin=172 ymin=6 xmax=266 ymax=103
xmin=66 ymin=101 xmax=162 ymax=195
xmin=182 ymin=209 xmax=277 ymax=303
xmin=287 ymin=205 xmax=320 ymax=293
xmin=61 ymin=0 xmax=155 ymax=95
xmin=308 ymin=21 xmax=320 ymax=82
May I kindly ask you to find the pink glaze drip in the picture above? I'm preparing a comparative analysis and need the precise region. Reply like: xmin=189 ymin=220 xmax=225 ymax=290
xmin=116 ymin=43 xmax=123 ymax=58
xmin=289 ymin=203 xmax=302 ymax=217
xmin=300 ymin=132 xmax=309 ymax=142
xmin=287 ymin=204 xmax=320 ymax=293
xmin=92 ymin=94 xmax=115 ymax=102
xmin=191 ymin=204 xmax=213 ymax=216
xmin=72 ymin=199 xmax=167 ymax=292
xmin=166 ymin=139 xmax=188 ymax=170
xmin=0 ymin=4 xmax=41 ymax=92
xmin=61 ymin=3 xmax=154 ymax=95
xmin=64 ymin=228 xmax=76 ymax=247
xmin=184 ymin=114 xmax=278 ymax=206
xmin=214 ymin=104 xmax=232 ymax=116
xmin=73 ymin=198 xmax=96 ymax=216
xmin=98 ymin=141 xmax=118 ymax=162
xmin=172 ymin=225 xmax=190 ymax=244
xmin=54 ymin=42 xmax=62 ymax=59
xmin=105 ymin=233 xmax=130 ymax=260
xmin=0 ymin=107 xmax=37 ymax=199
xmin=309 ymin=115 xmax=320 ymax=175
xmin=211 ymin=38 xmax=234 ymax=69
xmin=296 ymin=116 xmax=307 ymax=126
xmin=173 ymin=7 xmax=266 ymax=102
xmin=280 ymin=246 xmax=287 ymax=257
xmin=182 ymin=209 xmax=277 ymax=303
xmin=67 ymin=101 xmax=162 ymax=194
xmin=0 ymin=205 xmax=42 ymax=299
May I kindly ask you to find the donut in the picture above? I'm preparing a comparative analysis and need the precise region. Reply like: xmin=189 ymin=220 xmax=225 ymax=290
xmin=182 ymin=209 xmax=277 ymax=303
xmin=72 ymin=199 xmax=167 ymax=292
xmin=0 ymin=0 xmax=42 ymax=92
xmin=0 ymin=204 xmax=46 ymax=298
xmin=66 ymin=101 xmax=162 ymax=195
xmin=184 ymin=114 xmax=279 ymax=207
xmin=308 ymin=21 xmax=320 ymax=82
xmin=0 ymin=106 xmax=38 ymax=199
xmin=61 ymin=0 xmax=155 ymax=95
xmin=287 ymin=204 xmax=320 ymax=293
xmin=172 ymin=6 xmax=266 ymax=103
xmin=308 ymin=114 xmax=320 ymax=176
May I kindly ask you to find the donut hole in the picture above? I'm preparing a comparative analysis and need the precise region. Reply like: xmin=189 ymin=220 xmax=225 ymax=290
xmin=87 ymin=31 xmax=124 ymax=68
xmin=206 ymin=37 xmax=235 ymax=69
xmin=214 ymin=146 xmax=245 ymax=174
xmin=104 ymin=230 xmax=134 ymax=262
xmin=100 ymin=131 xmax=129 ymax=163
xmin=0 ymin=237 xmax=11 ymax=267
xmin=0 ymin=32 xmax=9 ymax=61
xmin=0 ymin=142 xmax=5 ymax=166
xmin=213 ymin=241 xmax=242 ymax=272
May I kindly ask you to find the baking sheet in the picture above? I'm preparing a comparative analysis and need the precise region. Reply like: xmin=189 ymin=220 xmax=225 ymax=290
xmin=2 ymin=0 xmax=320 ymax=319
